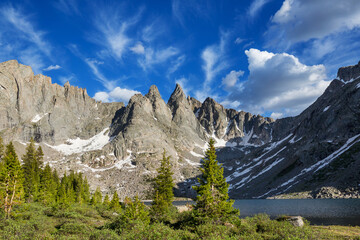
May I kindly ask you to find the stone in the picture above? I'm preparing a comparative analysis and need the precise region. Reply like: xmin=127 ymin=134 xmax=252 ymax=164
xmin=287 ymin=216 xmax=304 ymax=227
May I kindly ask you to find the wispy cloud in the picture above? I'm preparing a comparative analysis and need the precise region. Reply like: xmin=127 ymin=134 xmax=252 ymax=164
xmin=85 ymin=58 xmax=115 ymax=90
xmin=130 ymin=42 xmax=145 ymax=54
xmin=138 ymin=46 xmax=179 ymax=71
xmin=167 ymin=55 xmax=186 ymax=76
xmin=54 ymin=0 xmax=80 ymax=15
xmin=43 ymin=64 xmax=61 ymax=71
xmin=172 ymin=0 xmax=214 ymax=27
xmin=247 ymin=0 xmax=271 ymax=19
xmin=58 ymin=75 xmax=75 ymax=85
xmin=1 ymin=6 xmax=51 ymax=57
xmin=92 ymin=6 xmax=143 ymax=60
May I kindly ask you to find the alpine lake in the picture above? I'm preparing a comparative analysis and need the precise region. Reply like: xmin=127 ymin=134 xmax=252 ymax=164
xmin=172 ymin=199 xmax=360 ymax=226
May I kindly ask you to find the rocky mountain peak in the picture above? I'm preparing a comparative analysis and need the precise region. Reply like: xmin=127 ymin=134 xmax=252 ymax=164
xmin=145 ymin=85 xmax=161 ymax=101
xmin=337 ymin=60 xmax=360 ymax=82
xmin=168 ymin=83 xmax=186 ymax=105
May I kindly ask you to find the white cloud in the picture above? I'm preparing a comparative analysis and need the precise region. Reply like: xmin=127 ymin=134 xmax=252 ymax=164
xmin=227 ymin=48 xmax=329 ymax=116
xmin=268 ymin=0 xmax=360 ymax=44
xmin=94 ymin=87 xmax=140 ymax=103
xmin=130 ymin=42 xmax=145 ymax=54
xmin=234 ymin=38 xmax=245 ymax=44
xmin=139 ymin=46 xmax=179 ymax=70
xmin=43 ymin=64 xmax=61 ymax=71
xmin=222 ymin=70 xmax=244 ymax=89
xmin=196 ymin=32 xmax=229 ymax=101
xmin=92 ymin=7 xmax=142 ymax=60
xmin=270 ymin=112 xmax=283 ymax=119
xmin=247 ymin=0 xmax=271 ymax=18
xmin=85 ymin=58 xmax=115 ymax=90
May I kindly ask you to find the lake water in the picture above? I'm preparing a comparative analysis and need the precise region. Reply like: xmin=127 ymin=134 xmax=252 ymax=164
xmin=172 ymin=199 xmax=360 ymax=226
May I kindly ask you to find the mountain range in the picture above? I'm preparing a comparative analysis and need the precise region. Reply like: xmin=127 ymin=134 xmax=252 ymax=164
xmin=0 ymin=59 xmax=359 ymax=199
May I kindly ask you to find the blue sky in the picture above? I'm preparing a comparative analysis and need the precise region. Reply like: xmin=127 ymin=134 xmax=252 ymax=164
xmin=1 ymin=0 xmax=360 ymax=118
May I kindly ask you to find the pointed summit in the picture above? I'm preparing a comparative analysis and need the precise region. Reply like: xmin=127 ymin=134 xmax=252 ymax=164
xmin=168 ymin=83 xmax=186 ymax=107
xmin=145 ymin=85 xmax=161 ymax=101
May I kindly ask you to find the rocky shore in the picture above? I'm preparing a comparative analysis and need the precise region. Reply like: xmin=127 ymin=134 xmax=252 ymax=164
xmin=267 ymin=186 xmax=360 ymax=199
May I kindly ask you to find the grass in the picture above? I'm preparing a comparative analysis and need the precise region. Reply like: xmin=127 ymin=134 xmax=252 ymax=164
xmin=0 ymin=203 xmax=359 ymax=239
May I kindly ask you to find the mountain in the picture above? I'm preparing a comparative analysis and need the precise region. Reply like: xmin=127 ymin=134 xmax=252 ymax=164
xmin=0 ymin=59 xmax=359 ymax=199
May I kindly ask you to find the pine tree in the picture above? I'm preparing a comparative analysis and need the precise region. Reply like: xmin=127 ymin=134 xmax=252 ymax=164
xmin=193 ymin=138 xmax=239 ymax=223
xmin=22 ymin=139 xmax=42 ymax=202
xmin=0 ymin=142 xmax=24 ymax=218
xmin=103 ymin=194 xmax=110 ymax=208
xmin=39 ymin=164 xmax=57 ymax=205
xmin=151 ymin=150 xmax=174 ymax=220
xmin=0 ymin=136 xmax=4 ymax=161
xmin=90 ymin=187 xmax=102 ymax=206
xmin=122 ymin=196 xmax=150 ymax=225
xmin=110 ymin=191 xmax=121 ymax=212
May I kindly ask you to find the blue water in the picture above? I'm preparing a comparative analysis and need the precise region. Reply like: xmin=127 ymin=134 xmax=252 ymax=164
xmin=172 ymin=199 xmax=360 ymax=226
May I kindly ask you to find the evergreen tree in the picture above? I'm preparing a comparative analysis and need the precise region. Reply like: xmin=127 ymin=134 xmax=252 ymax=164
xmin=80 ymin=176 xmax=90 ymax=204
xmin=0 ymin=142 xmax=24 ymax=218
xmin=0 ymin=136 xmax=4 ymax=161
xmin=122 ymin=196 xmax=150 ymax=225
xmin=103 ymin=194 xmax=110 ymax=208
xmin=110 ymin=191 xmax=121 ymax=212
xmin=151 ymin=150 xmax=174 ymax=220
xmin=90 ymin=187 xmax=102 ymax=206
xmin=39 ymin=164 xmax=57 ymax=205
xmin=22 ymin=139 xmax=42 ymax=202
xmin=193 ymin=138 xmax=239 ymax=223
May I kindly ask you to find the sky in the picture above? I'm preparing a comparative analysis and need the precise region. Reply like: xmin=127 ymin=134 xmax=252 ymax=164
xmin=1 ymin=0 xmax=360 ymax=119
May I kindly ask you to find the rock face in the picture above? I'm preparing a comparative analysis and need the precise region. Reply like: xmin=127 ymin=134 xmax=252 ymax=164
xmin=0 ymin=60 xmax=122 ymax=144
xmin=1 ymin=59 xmax=360 ymax=199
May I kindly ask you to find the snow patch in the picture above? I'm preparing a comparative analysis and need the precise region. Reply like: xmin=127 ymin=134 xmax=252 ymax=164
xmin=257 ymin=134 xmax=360 ymax=198
xmin=195 ymin=109 xmax=200 ymax=118
xmin=323 ymin=106 xmax=330 ymax=112
xmin=47 ymin=128 xmax=111 ymax=155
xmin=190 ymin=151 xmax=203 ymax=158
xmin=184 ymin=158 xmax=201 ymax=166
xmin=31 ymin=113 xmax=48 ymax=123
xmin=357 ymin=83 xmax=360 ymax=89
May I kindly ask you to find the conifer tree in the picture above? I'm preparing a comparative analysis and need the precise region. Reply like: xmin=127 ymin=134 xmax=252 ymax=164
xmin=103 ymin=194 xmax=110 ymax=208
xmin=110 ymin=191 xmax=121 ymax=212
xmin=81 ymin=176 xmax=90 ymax=204
xmin=90 ymin=187 xmax=102 ymax=206
xmin=22 ymin=139 xmax=42 ymax=201
xmin=193 ymin=138 xmax=239 ymax=223
xmin=39 ymin=164 xmax=57 ymax=205
xmin=0 ymin=142 xmax=24 ymax=218
xmin=0 ymin=136 xmax=4 ymax=160
xmin=122 ymin=196 xmax=150 ymax=225
xmin=151 ymin=150 xmax=174 ymax=219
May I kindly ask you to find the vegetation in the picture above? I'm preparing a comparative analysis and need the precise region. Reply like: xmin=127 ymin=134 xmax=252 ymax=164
xmin=0 ymin=137 xmax=359 ymax=239
xmin=193 ymin=138 xmax=239 ymax=224
xmin=151 ymin=150 xmax=175 ymax=222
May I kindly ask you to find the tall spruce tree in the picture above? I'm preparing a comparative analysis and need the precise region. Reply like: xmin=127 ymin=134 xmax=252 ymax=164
xmin=151 ymin=150 xmax=174 ymax=219
xmin=193 ymin=138 xmax=239 ymax=223
xmin=110 ymin=191 xmax=121 ymax=212
xmin=22 ymin=139 xmax=42 ymax=202
xmin=39 ymin=164 xmax=57 ymax=205
xmin=0 ymin=136 xmax=4 ymax=160
xmin=0 ymin=142 xmax=24 ymax=218
xmin=90 ymin=187 xmax=103 ymax=206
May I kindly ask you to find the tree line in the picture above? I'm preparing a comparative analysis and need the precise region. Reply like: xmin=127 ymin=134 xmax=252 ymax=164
xmin=0 ymin=136 xmax=239 ymax=225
